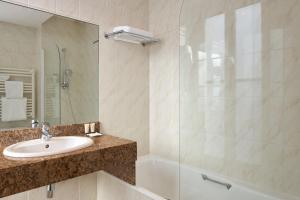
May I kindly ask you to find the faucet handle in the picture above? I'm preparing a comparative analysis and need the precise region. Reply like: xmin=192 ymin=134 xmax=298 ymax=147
xmin=41 ymin=122 xmax=50 ymax=132
xmin=31 ymin=119 xmax=39 ymax=128
xmin=40 ymin=122 xmax=52 ymax=141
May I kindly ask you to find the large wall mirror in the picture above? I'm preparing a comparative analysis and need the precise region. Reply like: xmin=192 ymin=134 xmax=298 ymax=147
xmin=0 ymin=1 xmax=99 ymax=129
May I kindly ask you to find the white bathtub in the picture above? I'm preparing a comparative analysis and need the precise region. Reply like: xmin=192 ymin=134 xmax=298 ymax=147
xmin=136 ymin=155 xmax=282 ymax=200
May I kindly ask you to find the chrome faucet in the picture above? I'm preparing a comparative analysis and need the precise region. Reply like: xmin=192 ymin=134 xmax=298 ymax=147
xmin=31 ymin=119 xmax=39 ymax=128
xmin=41 ymin=122 xmax=52 ymax=141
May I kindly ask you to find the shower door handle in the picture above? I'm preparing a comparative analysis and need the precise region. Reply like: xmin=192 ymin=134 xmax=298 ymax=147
xmin=201 ymin=174 xmax=232 ymax=190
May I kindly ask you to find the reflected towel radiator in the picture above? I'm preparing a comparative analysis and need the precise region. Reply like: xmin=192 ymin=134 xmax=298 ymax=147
xmin=0 ymin=68 xmax=35 ymax=119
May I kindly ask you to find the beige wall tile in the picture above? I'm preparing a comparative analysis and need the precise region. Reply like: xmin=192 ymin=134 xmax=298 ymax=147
xmin=149 ymin=0 xmax=182 ymax=34
xmin=149 ymin=0 xmax=180 ymax=161
xmin=79 ymin=173 xmax=97 ymax=200
xmin=178 ymin=0 xmax=300 ymax=199
xmin=79 ymin=0 xmax=102 ymax=24
xmin=53 ymin=177 xmax=79 ymax=200
xmin=0 ymin=21 xmax=41 ymax=129
xmin=27 ymin=187 xmax=47 ymax=200
xmin=1 ymin=192 xmax=28 ymax=200
xmin=56 ymin=0 xmax=79 ymax=19
xmin=20 ymin=174 xmax=96 ymax=200
xmin=28 ymin=0 xmax=55 ymax=12
xmin=99 ymin=41 xmax=149 ymax=156
xmin=0 ymin=0 xmax=150 ymax=199
xmin=98 ymin=0 xmax=149 ymax=156
xmin=3 ymin=0 xmax=28 ymax=6
xmin=97 ymin=172 xmax=156 ymax=200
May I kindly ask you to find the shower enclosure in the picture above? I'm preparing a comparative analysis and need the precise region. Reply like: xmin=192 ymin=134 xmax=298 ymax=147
xmin=180 ymin=0 xmax=300 ymax=199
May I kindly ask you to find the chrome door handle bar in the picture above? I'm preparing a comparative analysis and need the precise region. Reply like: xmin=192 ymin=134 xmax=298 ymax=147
xmin=201 ymin=174 xmax=232 ymax=190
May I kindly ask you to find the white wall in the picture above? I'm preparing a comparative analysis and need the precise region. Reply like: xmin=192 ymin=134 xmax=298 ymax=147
xmin=0 ymin=21 xmax=40 ymax=129
xmin=97 ymin=0 xmax=149 ymax=157
xmin=149 ymin=0 xmax=182 ymax=163
xmin=7 ymin=0 xmax=150 ymax=156
xmin=97 ymin=172 xmax=159 ymax=200
xmin=2 ymin=173 xmax=97 ymax=200
xmin=1 ymin=0 xmax=150 ymax=199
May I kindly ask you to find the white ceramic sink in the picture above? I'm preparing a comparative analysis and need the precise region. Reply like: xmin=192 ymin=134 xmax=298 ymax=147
xmin=3 ymin=136 xmax=94 ymax=158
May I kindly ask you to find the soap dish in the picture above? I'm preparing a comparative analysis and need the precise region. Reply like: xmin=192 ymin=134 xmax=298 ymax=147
xmin=86 ymin=132 xmax=103 ymax=137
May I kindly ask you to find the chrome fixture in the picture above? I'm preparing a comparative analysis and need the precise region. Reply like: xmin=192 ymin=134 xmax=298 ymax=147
xmin=47 ymin=184 xmax=55 ymax=198
xmin=60 ymin=48 xmax=73 ymax=89
xmin=41 ymin=122 xmax=52 ymax=142
xmin=31 ymin=119 xmax=39 ymax=128
xmin=201 ymin=174 xmax=232 ymax=190
xmin=61 ymin=68 xmax=73 ymax=89
xmin=56 ymin=45 xmax=73 ymax=89
xmin=104 ymin=30 xmax=159 ymax=46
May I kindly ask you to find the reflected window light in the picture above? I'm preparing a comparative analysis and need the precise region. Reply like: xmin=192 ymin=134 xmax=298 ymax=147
xmin=180 ymin=26 xmax=186 ymax=46
xmin=212 ymin=58 xmax=222 ymax=67
xmin=205 ymin=14 xmax=225 ymax=83
xmin=211 ymin=53 xmax=221 ymax=59
xmin=235 ymin=3 xmax=262 ymax=80
xmin=212 ymin=86 xmax=221 ymax=97
xmin=203 ymin=14 xmax=226 ymax=159
xmin=198 ymin=51 xmax=207 ymax=61
xmin=187 ymin=45 xmax=193 ymax=63
xmin=213 ymin=75 xmax=221 ymax=82
xmin=234 ymin=3 xmax=262 ymax=164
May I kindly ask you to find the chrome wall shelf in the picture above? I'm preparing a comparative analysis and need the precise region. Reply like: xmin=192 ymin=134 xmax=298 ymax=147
xmin=104 ymin=30 xmax=160 ymax=46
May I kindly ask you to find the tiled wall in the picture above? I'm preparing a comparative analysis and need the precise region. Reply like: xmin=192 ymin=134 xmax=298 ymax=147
xmin=0 ymin=21 xmax=40 ymax=129
xmin=150 ymin=0 xmax=300 ymax=199
xmin=3 ymin=0 xmax=300 ymax=199
xmin=149 ymin=0 xmax=182 ymax=165
xmin=4 ymin=0 xmax=300 ymax=199
xmin=97 ymin=172 xmax=158 ymax=200
xmin=1 ymin=173 xmax=97 ymax=200
xmin=42 ymin=16 xmax=99 ymax=125
xmin=179 ymin=0 xmax=300 ymax=199
xmin=2 ymin=0 xmax=149 ymax=199
xmin=97 ymin=0 xmax=149 ymax=157
xmin=6 ymin=0 xmax=150 ymax=157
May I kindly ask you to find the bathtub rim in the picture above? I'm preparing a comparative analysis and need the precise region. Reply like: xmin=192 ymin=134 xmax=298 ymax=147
xmin=99 ymin=171 xmax=167 ymax=200
xmin=137 ymin=154 xmax=298 ymax=200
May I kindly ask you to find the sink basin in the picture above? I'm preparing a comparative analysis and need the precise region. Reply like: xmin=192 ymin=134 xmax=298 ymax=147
xmin=3 ymin=136 xmax=94 ymax=158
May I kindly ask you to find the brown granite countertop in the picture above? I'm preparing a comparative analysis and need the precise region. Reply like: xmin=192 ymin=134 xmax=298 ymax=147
xmin=0 ymin=123 xmax=137 ymax=198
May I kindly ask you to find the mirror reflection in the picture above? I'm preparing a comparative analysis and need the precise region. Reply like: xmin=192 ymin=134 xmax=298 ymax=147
xmin=0 ymin=1 xmax=99 ymax=129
